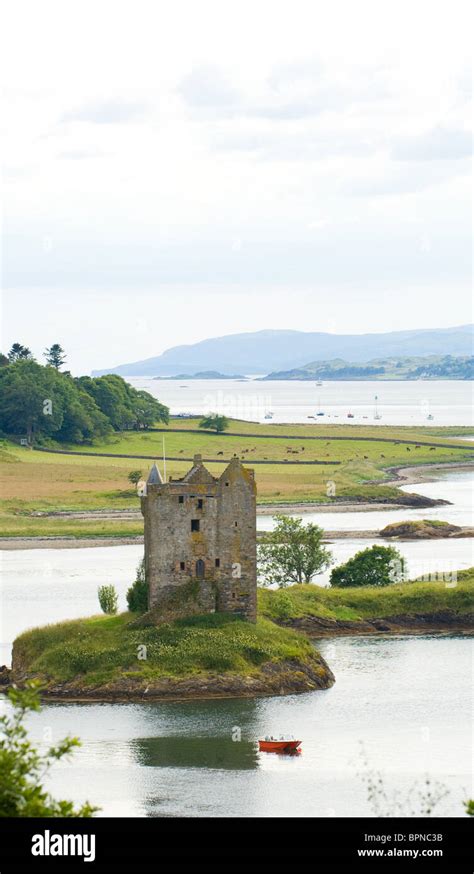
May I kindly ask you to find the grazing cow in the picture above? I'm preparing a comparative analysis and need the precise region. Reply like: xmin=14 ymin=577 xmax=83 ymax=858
xmin=415 ymin=445 xmax=421 ymax=449
xmin=381 ymin=454 xmax=385 ymax=459
xmin=217 ymin=451 xmax=224 ymax=456
xmin=179 ymin=449 xmax=184 ymax=453
xmin=364 ymin=455 xmax=369 ymax=459
xmin=406 ymin=447 xmax=411 ymax=451
xmin=430 ymin=447 xmax=436 ymax=451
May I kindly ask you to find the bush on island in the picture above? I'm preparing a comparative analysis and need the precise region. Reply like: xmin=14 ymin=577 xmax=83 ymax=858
xmin=330 ymin=545 xmax=406 ymax=588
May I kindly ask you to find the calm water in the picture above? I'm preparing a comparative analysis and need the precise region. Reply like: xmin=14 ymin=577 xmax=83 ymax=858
xmin=0 ymin=635 xmax=470 ymax=818
xmin=130 ymin=377 xmax=474 ymax=427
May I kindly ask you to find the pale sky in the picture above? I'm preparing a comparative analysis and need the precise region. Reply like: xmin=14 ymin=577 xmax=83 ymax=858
xmin=1 ymin=0 xmax=472 ymax=374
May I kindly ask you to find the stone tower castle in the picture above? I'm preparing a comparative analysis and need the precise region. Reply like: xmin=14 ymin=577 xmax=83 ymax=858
xmin=141 ymin=454 xmax=257 ymax=622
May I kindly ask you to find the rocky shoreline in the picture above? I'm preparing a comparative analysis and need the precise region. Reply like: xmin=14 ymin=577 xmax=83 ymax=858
xmin=0 ymin=651 xmax=335 ymax=702
xmin=279 ymin=610 xmax=474 ymax=638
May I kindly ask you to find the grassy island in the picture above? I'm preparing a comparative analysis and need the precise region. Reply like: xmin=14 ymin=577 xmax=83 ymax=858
xmin=259 ymin=570 xmax=474 ymax=635
xmin=379 ymin=519 xmax=469 ymax=539
xmin=11 ymin=613 xmax=334 ymax=701
xmin=8 ymin=572 xmax=473 ymax=702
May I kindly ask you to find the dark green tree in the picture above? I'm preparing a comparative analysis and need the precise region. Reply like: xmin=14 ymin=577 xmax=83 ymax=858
xmin=44 ymin=343 xmax=67 ymax=369
xmin=0 ymin=681 xmax=97 ymax=817
xmin=128 ymin=469 xmax=143 ymax=487
xmin=330 ymin=545 xmax=406 ymax=588
xmin=199 ymin=413 xmax=230 ymax=434
xmin=127 ymin=558 xmax=148 ymax=612
xmin=258 ymin=514 xmax=332 ymax=587
xmin=78 ymin=375 xmax=168 ymax=431
xmin=8 ymin=343 xmax=34 ymax=362
xmin=0 ymin=360 xmax=62 ymax=442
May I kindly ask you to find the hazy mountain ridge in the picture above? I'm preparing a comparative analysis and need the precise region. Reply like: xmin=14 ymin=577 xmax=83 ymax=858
xmin=92 ymin=325 xmax=474 ymax=377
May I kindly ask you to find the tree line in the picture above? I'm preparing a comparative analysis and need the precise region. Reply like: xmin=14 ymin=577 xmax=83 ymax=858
xmin=0 ymin=343 xmax=169 ymax=444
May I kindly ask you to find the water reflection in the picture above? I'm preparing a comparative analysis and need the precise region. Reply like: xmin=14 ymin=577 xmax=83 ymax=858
xmin=132 ymin=735 xmax=258 ymax=770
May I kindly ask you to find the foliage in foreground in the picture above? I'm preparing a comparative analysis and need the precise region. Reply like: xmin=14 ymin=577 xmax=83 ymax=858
xmin=330 ymin=545 xmax=406 ymax=588
xmin=0 ymin=681 xmax=97 ymax=817
xmin=258 ymin=514 xmax=333 ymax=586
xmin=358 ymin=744 xmax=450 ymax=817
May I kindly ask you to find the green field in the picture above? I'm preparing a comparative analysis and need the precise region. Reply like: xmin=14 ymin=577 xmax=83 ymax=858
xmin=1 ymin=419 xmax=472 ymax=538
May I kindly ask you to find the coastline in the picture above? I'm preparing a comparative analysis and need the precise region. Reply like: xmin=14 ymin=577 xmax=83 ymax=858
xmin=280 ymin=611 xmax=474 ymax=638
xmin=1 ymin=460 xmax=471 ymax=551
xmin=2 ymin=652 xmax=335 ymax=702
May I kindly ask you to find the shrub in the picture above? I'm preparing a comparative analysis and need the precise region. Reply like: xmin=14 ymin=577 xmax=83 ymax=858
xmin=330 ymin=545 xmax=406 ymax=588
xmin=0 ymin=681 xmax=97 ymax=816
xmin=127 ymin=559 xmax=148 ymax=613
xmin=98 ymin=584 xmax=118 ymax=614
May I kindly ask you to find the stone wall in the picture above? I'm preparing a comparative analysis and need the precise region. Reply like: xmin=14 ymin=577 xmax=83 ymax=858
xmin=141 ymin=455 xmax=257 ymax=622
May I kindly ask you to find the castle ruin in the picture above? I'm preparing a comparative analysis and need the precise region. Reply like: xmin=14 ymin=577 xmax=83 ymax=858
xmin=141 ymin=454 xmax=257 ymax=622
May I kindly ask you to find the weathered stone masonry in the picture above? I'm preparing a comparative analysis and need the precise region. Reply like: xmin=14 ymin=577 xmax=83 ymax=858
xmin=141 ymin=454 xmax=257 ymax=621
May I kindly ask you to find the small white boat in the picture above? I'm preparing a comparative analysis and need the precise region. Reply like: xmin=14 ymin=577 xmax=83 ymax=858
xmin=316 ymin=380 xmax=323 ymax=387
xmin=374 ymin=395 xmax=382 ymax=420
xmin=264 ymin=411 xmax=274 ymax=420
xmin=427 ymin=413 xmax=434 ymax=420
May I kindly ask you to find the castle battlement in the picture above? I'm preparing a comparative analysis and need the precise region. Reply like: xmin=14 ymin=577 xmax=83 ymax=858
xmin=141 ymin=454 xmax=257 ymax=621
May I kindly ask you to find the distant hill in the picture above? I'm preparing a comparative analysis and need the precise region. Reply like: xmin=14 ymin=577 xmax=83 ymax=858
xmin=154 ymin=370 xmax=246 ymax=380
xmin=92 ymin=325 xmax=473 ymax=377
xmin=261 ymin=355 xmax=474 ymax=381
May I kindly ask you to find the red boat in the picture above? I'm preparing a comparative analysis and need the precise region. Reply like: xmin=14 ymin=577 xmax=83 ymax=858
xmin=258 ymin=737 xmax=302 ymax=754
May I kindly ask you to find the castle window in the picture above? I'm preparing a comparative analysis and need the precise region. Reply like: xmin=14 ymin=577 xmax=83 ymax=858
xmin=197 ymin=499 xmax=203 ymax=509
xmin=225 ymin=482 xmax=229 ymax=486
xmin=196 ymin=559 xmax=205 ymax=578
xmin=191 ymin=519 xmax=200 ymax=532
xmin=231 ymin=592 xmax=236 ymax=599
xmin=234 ymin=521 xmax=238 ymax=527
xmin=178 ymin=496 xmax=184 ymax=504
xmin=215 ymin=558 xmax=220 ymax=568
xmin=180 ymin=561 xmax=185 ymax=571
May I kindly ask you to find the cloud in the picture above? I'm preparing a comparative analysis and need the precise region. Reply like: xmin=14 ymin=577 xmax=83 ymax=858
xmin=392 ymin=126 xmax=472 ymax=161
xmin=253 ymin=58 xmax=392 ymax=120
xmin=61 ymin=99 xmax=149 ymax=124
xmin=346 ymin=158 xmax=470 ymax=196
xmin=213 ymin=126 xmax=378 ymax=161
xmin=178 ymin=66 xmax=240 ymax=109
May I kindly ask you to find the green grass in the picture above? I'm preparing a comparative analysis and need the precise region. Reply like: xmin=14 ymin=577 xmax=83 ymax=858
xmin=258 ymin=571 xmax=474 ymax=623
xmin=1 ymin=420 xmax=472 ymax=538
xmin=13 ymin=613 xmax=314 ymax=687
